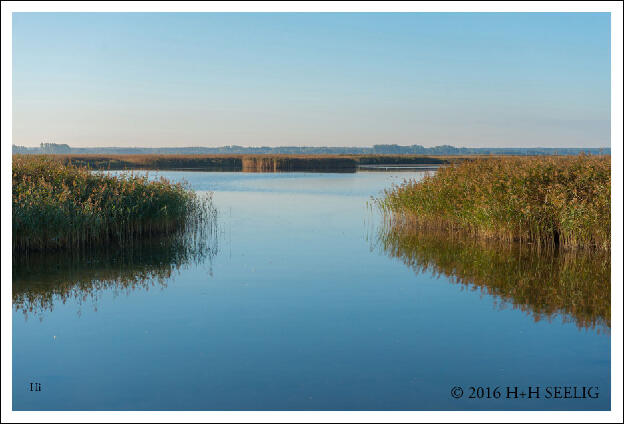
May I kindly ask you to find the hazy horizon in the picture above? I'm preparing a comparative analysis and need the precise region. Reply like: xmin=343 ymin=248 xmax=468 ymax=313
xmin=12 ymin=142 xmax=613 ymax=150
xmin=13 ymin=13 xmax=611 ymax=149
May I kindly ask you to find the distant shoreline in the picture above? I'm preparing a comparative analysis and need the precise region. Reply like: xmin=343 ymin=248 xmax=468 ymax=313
xmin=12 ymin=143 xmax=610 ymax=157
xmin=12 ymin=152 xmax=610 ymax=173
xmin=13 ymin=153 xmax=453 ymax=172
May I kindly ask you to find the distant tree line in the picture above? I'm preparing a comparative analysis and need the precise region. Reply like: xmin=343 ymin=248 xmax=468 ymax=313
xmin=12 ymin=142 xmax=610 ymax=156
xmin=13 ymin=143 xmax=72 ymax=154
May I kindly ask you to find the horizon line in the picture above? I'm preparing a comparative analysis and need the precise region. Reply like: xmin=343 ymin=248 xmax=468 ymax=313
xmin=13 ymin=143 xmax=612 ymax=150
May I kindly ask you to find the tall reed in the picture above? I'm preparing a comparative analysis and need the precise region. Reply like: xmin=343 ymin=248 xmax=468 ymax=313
xmin=377 ymin=155 xmax=610 ymax=250
xmin=13 ymin=155 xmax=215 ymax=251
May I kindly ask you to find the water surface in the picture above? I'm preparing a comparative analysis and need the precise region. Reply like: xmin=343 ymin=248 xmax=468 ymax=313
xmin=13 ymin=171 xmax=610 ymax=410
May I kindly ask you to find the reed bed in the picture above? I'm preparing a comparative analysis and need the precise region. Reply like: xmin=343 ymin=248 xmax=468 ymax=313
xmin=53 ymin=154 xmax=242 ymax=170
xmin=377 ymin=155 xmax=610 ymax=250
xmin=30 ymin=153 xmax=454 ymax=172
xmin=240 ymin=155 xmax=356 ymax=171
xmin=13 ymin=155 xmax=215 ymax=251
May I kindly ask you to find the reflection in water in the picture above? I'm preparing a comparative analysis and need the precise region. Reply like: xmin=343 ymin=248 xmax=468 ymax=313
xmin=13 ymin=217 xmax=219 ymax=320
xmin=373 ymin=219 xmax=610 ymax=333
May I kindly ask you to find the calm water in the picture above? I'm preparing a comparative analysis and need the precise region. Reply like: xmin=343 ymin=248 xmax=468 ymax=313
xmin=13 ymin=171 xmax=610 ymax=410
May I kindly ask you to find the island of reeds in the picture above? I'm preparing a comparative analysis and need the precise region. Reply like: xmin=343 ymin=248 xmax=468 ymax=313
xmin=25 ymin=153 xmax=451 ymax=172
xmin=377 ymin=155 xmax=611 ymax=250
xmin=12 ymin=155 xmax=215 ymax=251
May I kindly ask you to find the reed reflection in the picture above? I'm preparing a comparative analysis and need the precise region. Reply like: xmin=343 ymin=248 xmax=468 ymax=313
xmin=13 ymin=218 xmax=219 ymax=320
xmin=373 ymin=219 xmax=610 ymax=333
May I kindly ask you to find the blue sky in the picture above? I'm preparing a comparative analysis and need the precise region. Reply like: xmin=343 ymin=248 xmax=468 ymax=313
xmin=12 ymin=12 xmax=610 ymax=148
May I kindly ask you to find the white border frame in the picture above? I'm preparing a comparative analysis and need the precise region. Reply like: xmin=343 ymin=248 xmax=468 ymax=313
xmin=1 ymin=2 xmax=622 ymax=423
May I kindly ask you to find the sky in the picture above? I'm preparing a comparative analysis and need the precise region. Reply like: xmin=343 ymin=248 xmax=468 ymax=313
xmin=12 ymin=12 xmax=611 ymax=148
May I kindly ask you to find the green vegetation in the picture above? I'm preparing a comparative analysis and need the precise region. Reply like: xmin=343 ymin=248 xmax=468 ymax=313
xmin=355 ymin=155 xmax=447 ymax=165
xmin=13 ymin=155 xmax=215 ymax=251
xmin=53 ymin=154 xmax=242 ymax=171
xmin=25 ymin=153 xmax=454 ymax=172
xmin=377 ymin=155 xmax=610 ymax=250
xmin=375 ymin=223 xmax=610 ymax=332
